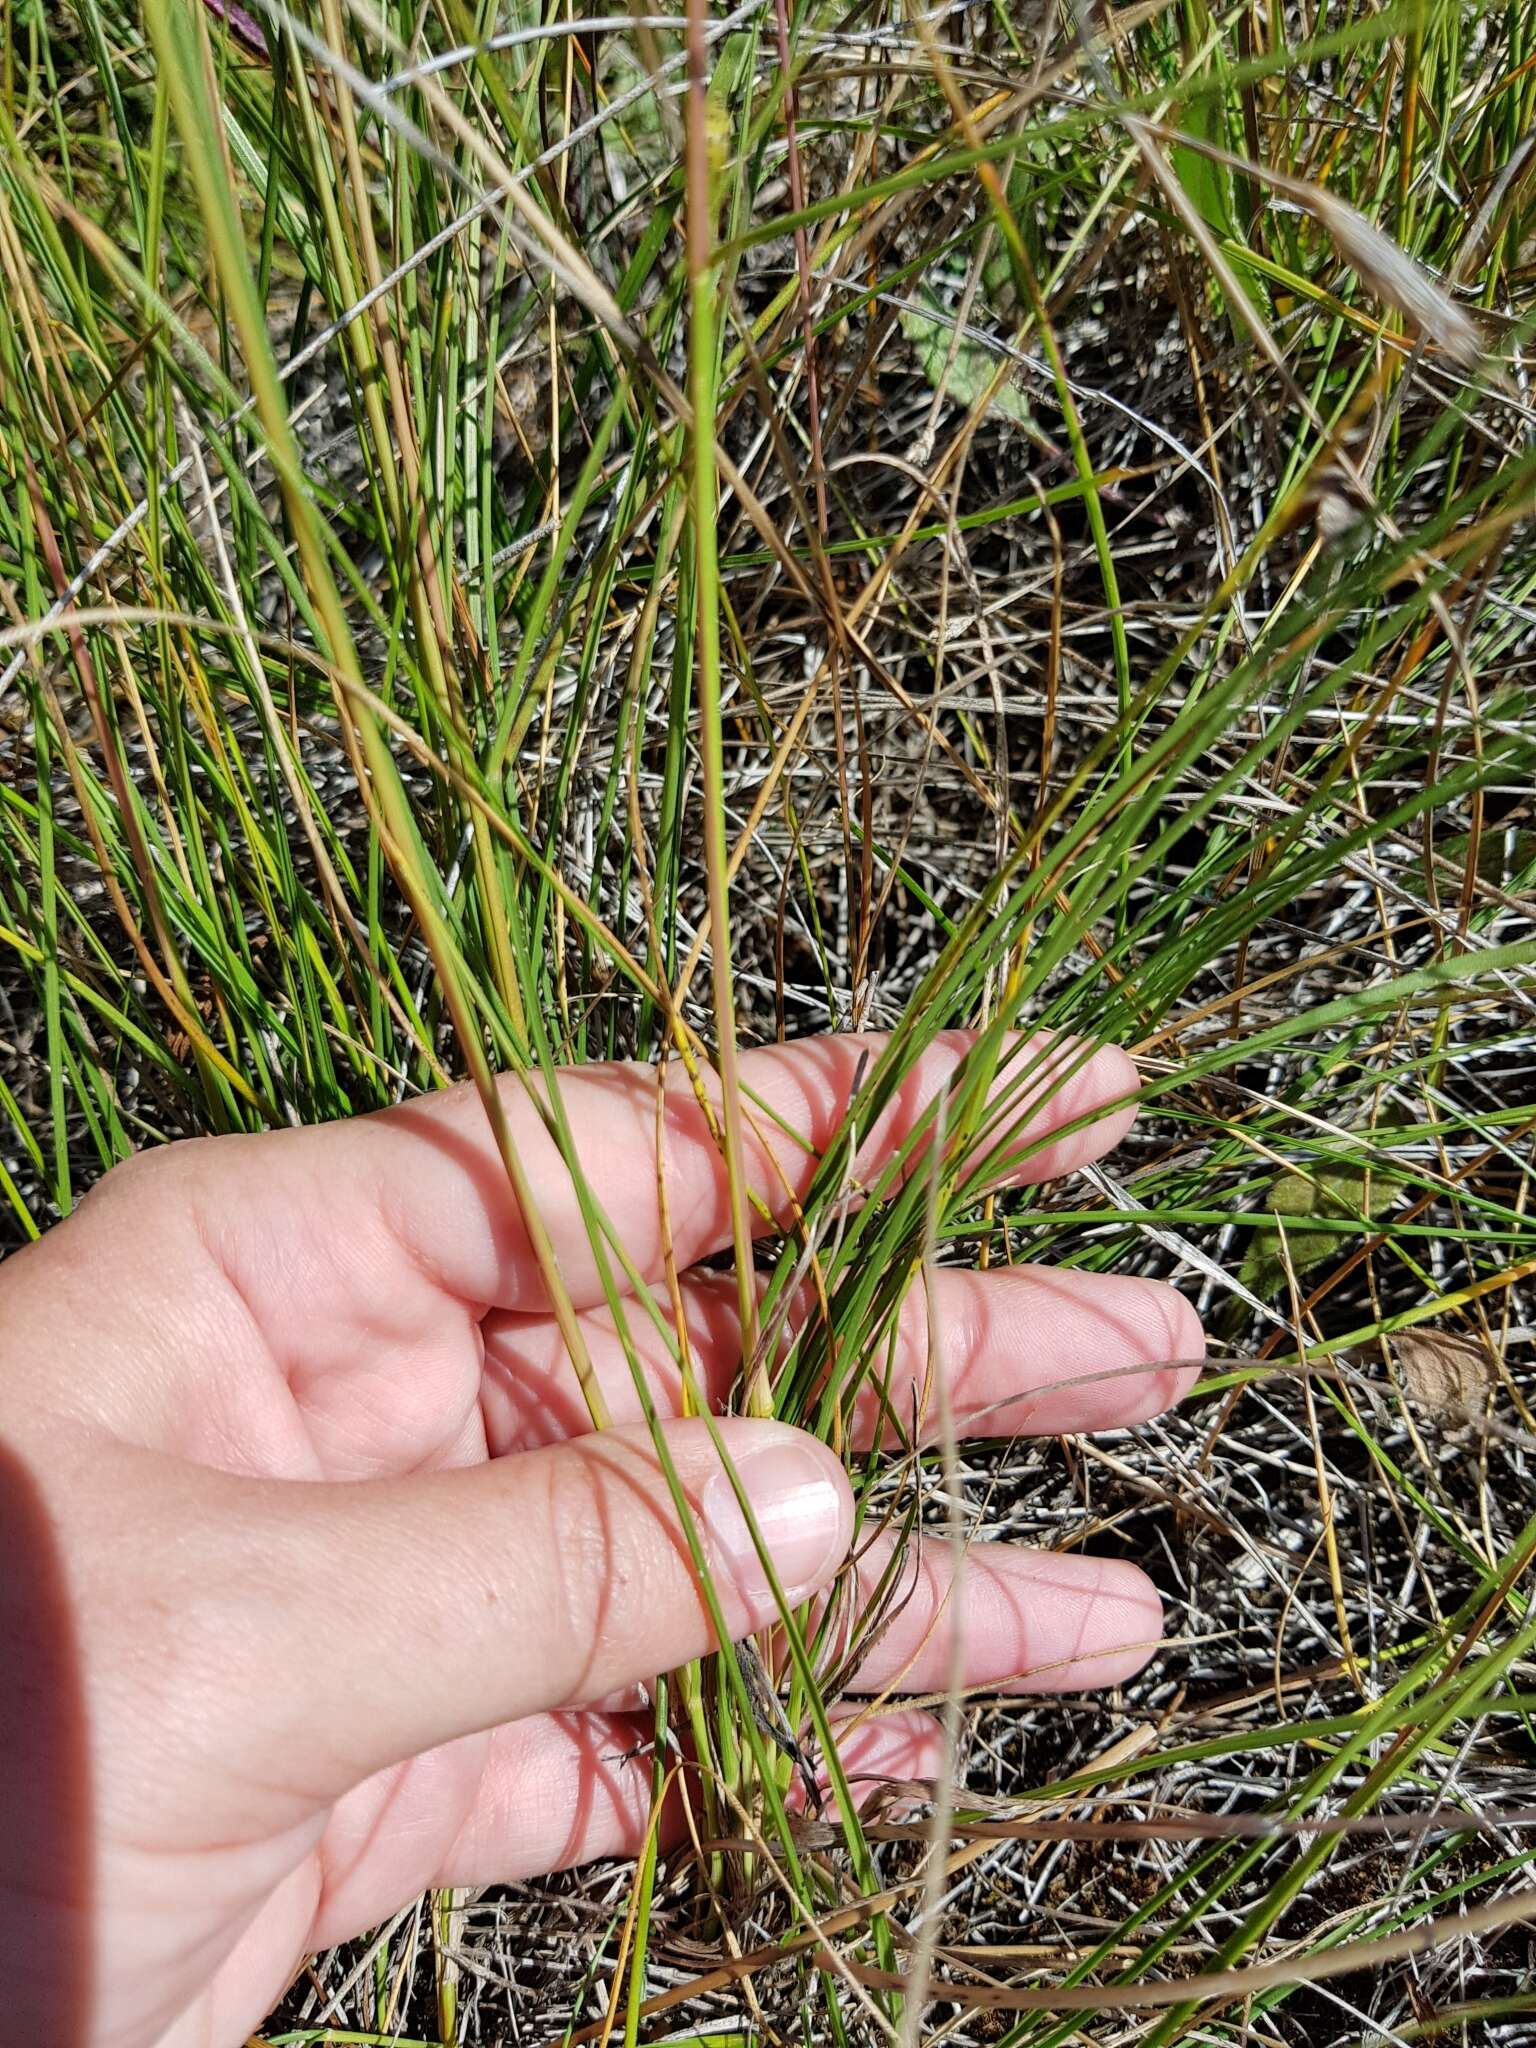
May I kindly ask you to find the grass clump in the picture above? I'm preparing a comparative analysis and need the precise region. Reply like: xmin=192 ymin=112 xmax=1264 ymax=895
xmin=3 ymin=0 xmax=1536 ymax=2039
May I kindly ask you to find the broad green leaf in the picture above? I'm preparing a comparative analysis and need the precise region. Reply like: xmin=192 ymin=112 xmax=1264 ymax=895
xmin=899 ymin=288 xmax=1037 ymax=430
xmin=1237 ymin=1150 xmax=1413 ymax=1302
xmin=1169 ymin=0 xmax=1270 ymax=319
xmin=1441 ymin=828 xmax=1536 ymax=888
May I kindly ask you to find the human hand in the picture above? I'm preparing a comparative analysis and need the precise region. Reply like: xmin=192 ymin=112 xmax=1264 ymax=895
xmin=0 ymin=1030 xmax=1201 ymax=2048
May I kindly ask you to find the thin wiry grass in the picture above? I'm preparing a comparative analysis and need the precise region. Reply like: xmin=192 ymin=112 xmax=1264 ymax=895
xmin=4 ymin=0 xmax=1536 ymax=2041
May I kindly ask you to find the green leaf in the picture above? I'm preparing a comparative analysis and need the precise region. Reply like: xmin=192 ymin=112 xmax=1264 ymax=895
xmin=1237 ymin=1150 xmax=1413 ymax=1302
xmin=899 ymin=288 xmax=1036 ymax=429
xmin=1171 ymin=123 xmax=1238 ymax=247
xmin=1168 ymin=0 xmax=1270 ymax=320
xmin=1440 ymin=828 xmax=1536 ymax=888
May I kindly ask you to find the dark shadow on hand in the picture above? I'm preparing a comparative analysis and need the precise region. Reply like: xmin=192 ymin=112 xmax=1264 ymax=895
xmin=0 ymin=1437 xmax=89 ymax=2043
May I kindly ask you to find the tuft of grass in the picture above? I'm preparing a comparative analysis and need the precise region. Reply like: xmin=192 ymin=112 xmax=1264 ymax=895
xmin=4 ymin=0 xmax=1536 ymax=2039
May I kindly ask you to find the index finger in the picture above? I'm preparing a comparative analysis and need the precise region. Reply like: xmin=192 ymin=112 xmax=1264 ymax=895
xmin=162 ymin=1029 xmax=1135 ymax=1328
xmin=357 ymin=1027 xmax=1137 ymax=1310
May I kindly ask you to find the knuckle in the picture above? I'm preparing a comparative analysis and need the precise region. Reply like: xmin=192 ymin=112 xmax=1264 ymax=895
xmin=536 ymin=1444 xmax=619 ymax=1700
xmin=91 ymin=1130 xmax=271 ymax=1231
xmin=91 ymin=1134 xmax=210 ymax=1211
xmin=91 ymin=1142 xmax=173 ymax=1208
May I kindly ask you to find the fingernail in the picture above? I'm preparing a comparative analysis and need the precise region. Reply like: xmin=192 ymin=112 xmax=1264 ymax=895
xmin=702 ymin=1437 xmax=848 ymax=1602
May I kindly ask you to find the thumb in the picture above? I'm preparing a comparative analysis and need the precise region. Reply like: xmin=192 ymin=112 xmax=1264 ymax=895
xmin=152 ymin=1419 xmax=852 ymax=1797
